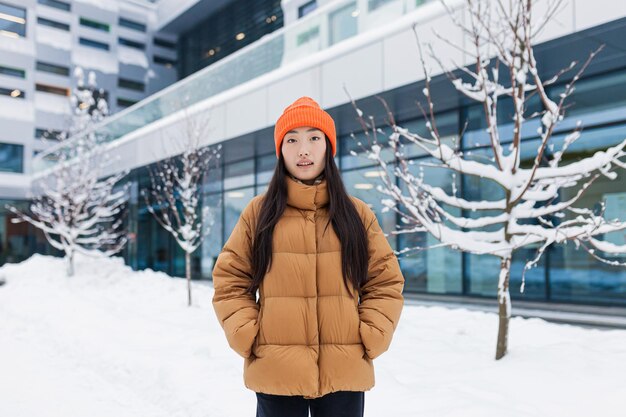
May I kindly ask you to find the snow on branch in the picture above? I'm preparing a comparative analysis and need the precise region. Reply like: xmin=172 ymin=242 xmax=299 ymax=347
xmin=348 ymin=1 xmax=626 ymax=360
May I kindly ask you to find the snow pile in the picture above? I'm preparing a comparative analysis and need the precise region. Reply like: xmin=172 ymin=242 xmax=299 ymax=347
xmin=0 ymin=254 xmax=624 ymax=417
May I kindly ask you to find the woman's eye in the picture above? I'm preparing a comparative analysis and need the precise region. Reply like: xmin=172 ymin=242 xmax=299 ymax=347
xmin=310 ymin=136 xmax=320 ymax=141
xmin=287 ymin=138 xmax=296 ymax=143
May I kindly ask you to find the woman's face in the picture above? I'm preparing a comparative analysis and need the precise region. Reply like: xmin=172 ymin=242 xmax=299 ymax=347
xmin=281 ymin=126 xmax=327 ymax=184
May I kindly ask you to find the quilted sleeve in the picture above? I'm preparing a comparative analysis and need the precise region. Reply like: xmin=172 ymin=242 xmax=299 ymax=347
xmin=212 ymin=200 xmax=260 ymax=359
xmin=359 ymin=210 xmax=405 ymax=360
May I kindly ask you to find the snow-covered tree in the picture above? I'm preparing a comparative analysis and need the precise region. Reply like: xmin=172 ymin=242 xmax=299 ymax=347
xmin=7 ymin=68 xmax=129 ymax=276
xmin=142 ymin=107 xmax=221 ymax=307
xmin=352 ymin=0 xmax=626 ymax=360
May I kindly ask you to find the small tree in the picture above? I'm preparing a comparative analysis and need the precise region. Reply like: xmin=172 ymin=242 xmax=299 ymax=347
xmin=7 ymin=68 xmax=129 ymax=276
xmin=353 ymin=0 xmax=626 ymax=360
xmin=143 ymin=107 xmax=221 ymax=306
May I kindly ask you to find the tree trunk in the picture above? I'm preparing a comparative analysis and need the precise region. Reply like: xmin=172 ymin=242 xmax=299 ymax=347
xmin=66 ymin=250 xmax=74 ymax=277
xmin=495 ymin=256 xmax=512 ymax=360
xmin=186 ymin=251 xmax=192 ymax=307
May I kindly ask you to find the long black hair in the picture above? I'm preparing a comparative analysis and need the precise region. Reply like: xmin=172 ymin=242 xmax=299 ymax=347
xmin=247 ymin=137 xmax=369 ymax=299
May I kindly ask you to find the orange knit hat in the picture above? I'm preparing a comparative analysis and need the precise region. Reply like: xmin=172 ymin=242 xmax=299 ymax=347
xmin=274 ymin=96 xmax=336 ymax=157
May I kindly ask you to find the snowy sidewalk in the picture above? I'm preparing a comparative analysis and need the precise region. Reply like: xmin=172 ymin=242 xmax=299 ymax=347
xmin=0 ymin=254 xmax=624 ymax=417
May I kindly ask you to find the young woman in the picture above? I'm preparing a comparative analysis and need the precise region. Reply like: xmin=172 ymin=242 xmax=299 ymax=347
xmin=212 ymin=97 xmax=405 ymax=417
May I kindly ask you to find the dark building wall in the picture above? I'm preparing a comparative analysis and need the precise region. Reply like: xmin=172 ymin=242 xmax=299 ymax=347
xmin=177 ymin=0 xmax=283 ymax=78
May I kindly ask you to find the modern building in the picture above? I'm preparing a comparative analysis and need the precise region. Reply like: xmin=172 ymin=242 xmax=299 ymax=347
xmin=0 ymin=0 xmax=179 ymax=262
xmin=2 ymin=0 xmax=626 ymax=308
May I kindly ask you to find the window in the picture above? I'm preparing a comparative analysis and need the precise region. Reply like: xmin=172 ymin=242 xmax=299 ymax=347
xmin=79 ymin=37 xmax=109 ymax=50
xmin=37 ymin=17 xmax=69 ymax=31
xmin=296 ymin=26 xmax=319 ymax=46
xmin=118 ymin=78 xmax=145 ymax=92
xmin=35 ymin=83 xmax=68 ymax=96
xmin=224 ymin=159 xmax=254 ymax=190
xmin=153 ymin=55 xmax=176 ymax=67
xmin=0 ymin=87 xmax=24 ymax=99
xmin=368 ymin=0 xmax=394 ymax=11
xmin=35 ymin=128 xmax=63 ymax=140
xmin=118 ymin=37 xmax=145 ymax=50
xmin=0 ymin=2 xmax=26 ymax=38
xmin=119 ymin=17 xmax=146 ymax=32
xmin=0 ymin=142 xmax=23 ymax=173
xmin=37 ymin=0 xmax=71 ymax=12
xmin=117 ymin=97 xmax=137 ymax=108
xmin=153 ymin=37 xmax=175 ymax=49
xmin=329 ymin=2 xmax=357 ymax=46
xmin=79 ymin=17 xmax=110 ymax=32
xmin=36 ymin=61 xmax=70 ymax=76
xmin=298 ymin=0 xmax=317 ymax=18
xmin=0 ymin=65 xmax=25 ymax=78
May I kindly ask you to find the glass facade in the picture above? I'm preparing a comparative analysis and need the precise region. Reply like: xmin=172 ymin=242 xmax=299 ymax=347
xmin=108 ymin=61 xmax=626 ymax=308
xmin=178 ymin=0 xmax=283 ymax=77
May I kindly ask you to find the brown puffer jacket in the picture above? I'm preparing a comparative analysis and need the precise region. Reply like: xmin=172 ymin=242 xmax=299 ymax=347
xmin=212 ymin=175 xmax=405 ymax=399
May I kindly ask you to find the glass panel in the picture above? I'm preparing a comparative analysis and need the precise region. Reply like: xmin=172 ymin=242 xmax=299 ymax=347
xmin=119 ymin=38 xmax=146 ymax=50
xmin=38 ymin=0 xmax=71 ymax=12
xmin=465 ymin=249 xmax=546 ymax=300
xmin=154 ymin=56 xmax=176 ymax=67
xmin=119 ymin=17 xmax=146 ymax=32
xmin=369 ymin=0 xmax=395 ymax=11
xmin=1 ymin=200 xmax=56 ymax=265
xmin=0 ymin=143 xmax=23 ymax=173
xmin=154 ymin=37 xmax=175 ymax=49
xmin=224 ymin=159 xmax=254 ymax=190
xmin=399 ymin=111 xmax=459 ymax=158
xmin=548 ymin=151 xmax=626 ymax=305
xmin=256 ymin=153 xmax=276 ymax=185
xmin=340 ymin=129 xmax=395 ymax=170
xmin=37 ymin=17 xmax=69 ymax=31
xmin=79 ymin=17 xmax=110 ymax=32
xmin=35 ymin=83 xmax=68 ymax=96
xmin=299 ymin=1 xmax=317 ymax=18
xmin=36 ymin=61 xmax=70 ymax=76
xmin=117 ymin=98 xmax=138 ymax=108
xmin=329 ymin=2 xmax=357 ymax=46
xmin=0 ymin=64 xmax=25 ymax=78
xmin=396 ymin=157 xmax=462 ymax=293
xmin=0 ymin=2 xmax=26 ymax=38
xmin=462 ymin=94 xmax=542 ymax=149
xmin=118 ymin=78 xmax=145 ymax=92
xmin=201 ymin=192 xmax=222 ymax=279
xmin=202 ymin=152 xmax=223 ymax=194
xmin=341 ymin=167 xmax=396 ymax=251
xmin=0 ymin=87 xmax=24 ymax=99
xmin=79 ymin=37 xmax=109 ymax=50
xmin=548 ymin=68 xmax=626 ymax=126
xmin=223 ymin=187 xmax=254 ymax=243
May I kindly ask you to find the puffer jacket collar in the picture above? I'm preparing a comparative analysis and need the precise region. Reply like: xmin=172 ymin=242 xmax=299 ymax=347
xmin=286 ymin=174 xmax=329 ymax=211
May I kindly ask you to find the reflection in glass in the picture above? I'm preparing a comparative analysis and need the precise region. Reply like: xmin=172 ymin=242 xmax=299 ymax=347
xmin=397 ymin=157 xmax=462 ymax=293
xmin=201 ymin=192 xmax=223 ymax=278
xmin=224 ymin=187 xmax=255 ymax=243
xmin=342 ymin=167 xmax=397 ymax=252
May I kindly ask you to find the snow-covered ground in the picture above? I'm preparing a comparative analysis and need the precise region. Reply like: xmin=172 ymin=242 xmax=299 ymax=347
xmin=0 ymin=254 xmax=624 ymax=417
